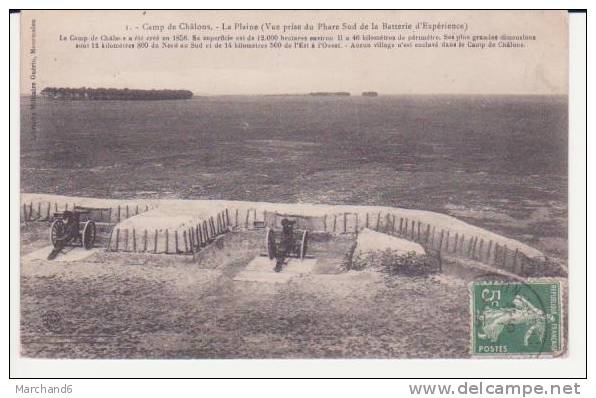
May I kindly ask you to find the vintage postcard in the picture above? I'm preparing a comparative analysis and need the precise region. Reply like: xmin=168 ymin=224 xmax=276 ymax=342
xmin=16 ymin=10 xmax=570 ymax=369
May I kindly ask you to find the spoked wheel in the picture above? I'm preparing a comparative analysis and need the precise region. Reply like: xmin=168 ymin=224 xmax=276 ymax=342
xmin=266 ymin=228 xmax=277 ymax=260
xmin=49 ymin=219 xmax=65 ymax=248
xmin=299 ymin=230 xmax=308 ymax=260
xmin=82 ymin=220 xmax=96 ymax=250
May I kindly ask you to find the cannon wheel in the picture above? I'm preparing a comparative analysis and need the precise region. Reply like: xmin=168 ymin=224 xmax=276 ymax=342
xmin=299 ymin=230 xmax=308 ymax=260
xmin=266 ymin=228 xmax=276 ymax=260
xmin=49 ymin=219 xmax=65 ymax=248
xmin=82 ymin=221 xmax=96 ymax=250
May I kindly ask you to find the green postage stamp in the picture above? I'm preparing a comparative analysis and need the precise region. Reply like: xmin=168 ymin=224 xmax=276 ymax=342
xmin=471 ymin=281 xmax=563 ymax=356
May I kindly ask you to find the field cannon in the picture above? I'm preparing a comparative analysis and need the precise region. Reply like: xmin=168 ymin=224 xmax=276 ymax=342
xmin=265 ymin=218 xmax=308 ymax=272
xmin=47 ymin=206 xmax=98 ymax=260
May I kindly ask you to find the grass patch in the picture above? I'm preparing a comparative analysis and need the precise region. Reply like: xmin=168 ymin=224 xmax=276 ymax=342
xmin=348 ymin=249 xmax=441 ymax=276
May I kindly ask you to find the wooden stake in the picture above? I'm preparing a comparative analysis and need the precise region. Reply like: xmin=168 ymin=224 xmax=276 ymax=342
xmin=143 ymin=229 xmax=148 ymax=252
xmin=425 ymin=224 xmax=431 ymax=243
xmin=106 ymin=228 xmax=114 ymax=251
xmin=124 ymin=229 xmax=129 ymax=252
xmin=438 ymin=230 xmax=444 ymax=252
xmin=175 ymin=230 xmax=179 ymax=253
xmin=235 ymin=208 xmax=239 ymax=228
xmin=126 ymin=205 xmax=129 ymax=219
xmin=245 ymin=210 xmax=249 ymax=229
xmin=165 ymin=229 xmax=169 ymax=254
xmin=117 ymin=205 xmax=121 ymax=222
xmin=445 ymin=231 xmax=450 ymax=252
xmin=399 ymin=217 xmax=404 ymax=235
xmin=502 ymin=245 xmax=508 ymax=268
xmin=183 ymin=230 xmax=188 ymax=253
xmin=430 ymin=226 xmax=436 ymax=247
xmin=189 ymin=229 xmax=195 ymax=254
xmin=471 ymin=237 xmax=478 ymax=259
xmin=417 ymin=221 xmax=421 ymax=241
xmin=486 ymin=240 xmax=493 ymax=263
xmin=132 ymin=229 xmax=137 ymax=252
xmin=343 ymin=213 xmax=347 ymax=234
xmin=154 ymin=230 xmax=158 ymax=254
xmin=115 ymin=229 xmax=120 ymax=251
xmin=365 ymin=213 xmax=369 ymax=229
xmin=333 ymin=215 xmax=337 ymax=233
xmin=376 ymin=213 xmax=381 ymax=231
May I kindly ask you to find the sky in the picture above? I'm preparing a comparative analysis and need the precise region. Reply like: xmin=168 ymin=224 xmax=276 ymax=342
xmin=20 ymin=10 xmax=568 ymax=96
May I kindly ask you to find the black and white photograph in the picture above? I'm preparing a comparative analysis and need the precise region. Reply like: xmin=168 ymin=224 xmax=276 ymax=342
xmin=10 ymin=8 xmax=587 ymax=383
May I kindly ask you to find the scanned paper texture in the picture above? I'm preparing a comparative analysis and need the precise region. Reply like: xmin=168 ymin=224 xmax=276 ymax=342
xmin=19 ymin=10 xmax=568 ymax=361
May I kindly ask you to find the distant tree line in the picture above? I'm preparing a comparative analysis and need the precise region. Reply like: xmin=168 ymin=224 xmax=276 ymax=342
xmin=40 ymin=87 xmax=193 ymax=100
xmin=309 ymin=92 xmax=351 ymax=96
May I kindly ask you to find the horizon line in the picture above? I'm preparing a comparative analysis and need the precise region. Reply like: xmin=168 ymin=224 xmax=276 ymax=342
xmin=21 ymin=92 xmax=568 ymax=97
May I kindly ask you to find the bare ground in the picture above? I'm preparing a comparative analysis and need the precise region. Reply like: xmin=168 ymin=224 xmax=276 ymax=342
xmin=20 ymin=226 xmax=478 ymax=359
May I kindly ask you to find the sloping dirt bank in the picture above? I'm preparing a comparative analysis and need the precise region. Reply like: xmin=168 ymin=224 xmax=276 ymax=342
xmin=20 ymin=229 xmax=472 ymax=359
xmin=21 ymin=193 xmax=545 ymax=259
xmin=20 ymin=223 xmax=565 ymax=359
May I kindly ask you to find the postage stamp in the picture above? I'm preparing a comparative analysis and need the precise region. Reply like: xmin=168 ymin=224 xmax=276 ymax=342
xmin=471 ymin=281 xmax=563 ymax=356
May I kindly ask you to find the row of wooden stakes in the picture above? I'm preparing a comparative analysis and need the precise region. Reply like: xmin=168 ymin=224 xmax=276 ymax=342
xmin=21 ymin=201 xmax=151 ymax=223
xmin=319 ymin=211 xmax=531 ymax=275
xmin=378 ymin=213 xmax=531 ymax=275
xmin=107 ymin=209 xmax=231 ymax=254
